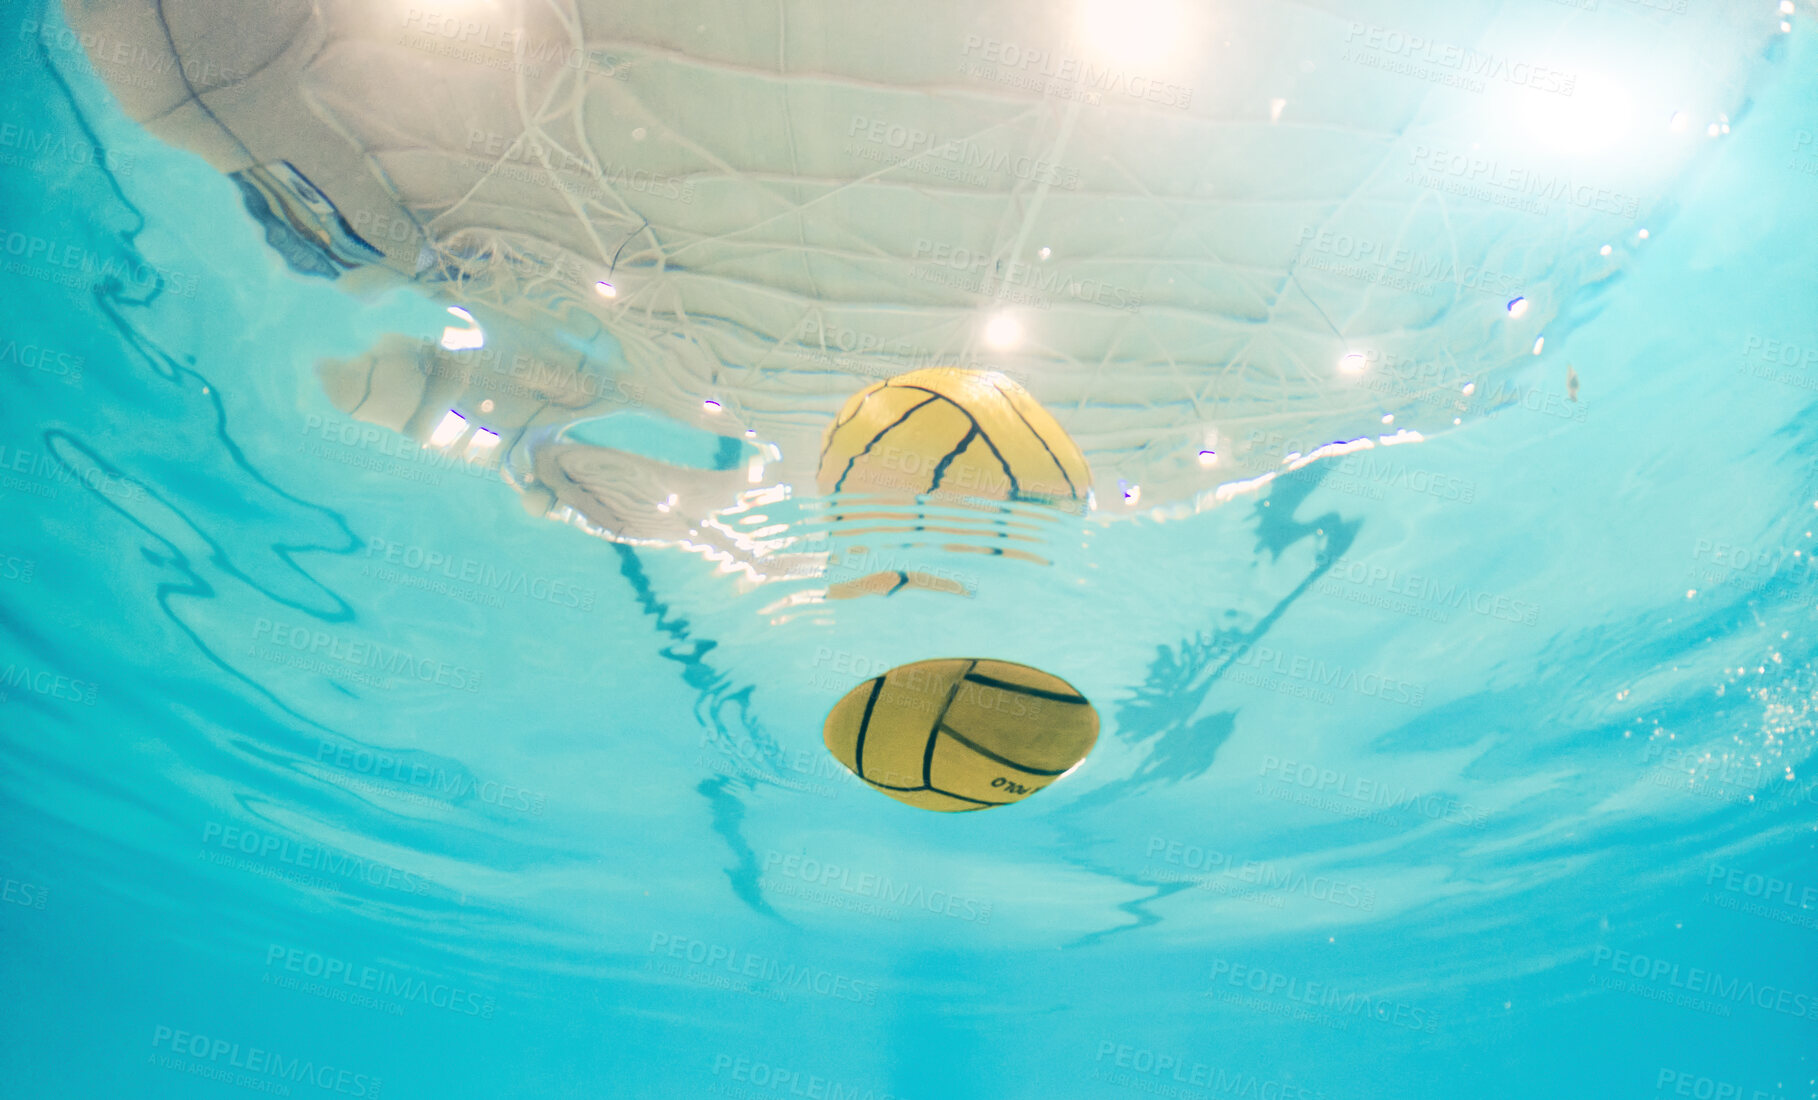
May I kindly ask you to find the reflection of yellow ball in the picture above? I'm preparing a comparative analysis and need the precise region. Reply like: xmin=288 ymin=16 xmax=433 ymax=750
xmin=816 ymin=369 xmax=1090 ymax=506
xmin=823 ymin=658 xmax=1099 ymax=812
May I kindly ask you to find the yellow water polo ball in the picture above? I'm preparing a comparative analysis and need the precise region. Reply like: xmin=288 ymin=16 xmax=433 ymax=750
xmin=822 ymin=658 xmax=1099 ymax=811
xmin=816 ymin=368 xmax=1090 ymax=507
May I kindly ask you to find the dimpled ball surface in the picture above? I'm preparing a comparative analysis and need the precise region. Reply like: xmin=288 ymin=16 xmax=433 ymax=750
xmin=822 ymin=657 xmax=1099 ymax=811
xmin=816 ymin=369 xmax=1090 ymax=506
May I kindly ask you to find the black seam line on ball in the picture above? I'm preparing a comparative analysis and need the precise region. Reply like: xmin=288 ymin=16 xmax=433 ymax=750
xmin=832 ymin=394 xmax=940 ymax=492
xmin=888 ymin=386 xmax=1022 ymax=497
xmin=962 ymin=672 xmax=1088 ymax=705
xmin=928 ymin=425 xmax=978 ymax=493
xmin=818 ymin=391 xmax=873 ymax=466
xmin=969 ymin=427 xmax=1020 ymax=498
xmin=926 ymin=785 xmax=1008 ymax=806
xmin=924 ymin=660 xmax=977 ymax=787
xmin=852 ymin=677 xmax=885 ymax=780
xmin=936 ymin=723 xmax=1070 ymax=776
xmin=817 ymin=384 xmax=880 ymax=466
xmin=986 ymin=379 xmax=1078 ymax=497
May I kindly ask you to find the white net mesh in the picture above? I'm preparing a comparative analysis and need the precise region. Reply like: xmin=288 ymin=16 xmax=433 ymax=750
xmin=62 ymin=0 xmax=1782 ymax=525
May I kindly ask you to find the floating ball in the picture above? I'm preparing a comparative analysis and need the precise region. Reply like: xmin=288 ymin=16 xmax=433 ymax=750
xmin=822 ymin=658 xmax=1099 ymax=811
xmin=816 ymin=368 xmax=1090 ymax=507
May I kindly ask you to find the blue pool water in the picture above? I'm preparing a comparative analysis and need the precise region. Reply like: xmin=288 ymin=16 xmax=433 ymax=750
xmin=2 ymin=1 xmax=1816 ymax=1097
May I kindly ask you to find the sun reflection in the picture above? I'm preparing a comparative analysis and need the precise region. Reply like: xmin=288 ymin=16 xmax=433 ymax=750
xmin=1076 ymin=0 xmax=1183 ymax=70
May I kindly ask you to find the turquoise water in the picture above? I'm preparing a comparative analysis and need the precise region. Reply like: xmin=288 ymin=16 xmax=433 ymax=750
xmin=3 ymin=1 xmax=1817 ymax=1098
